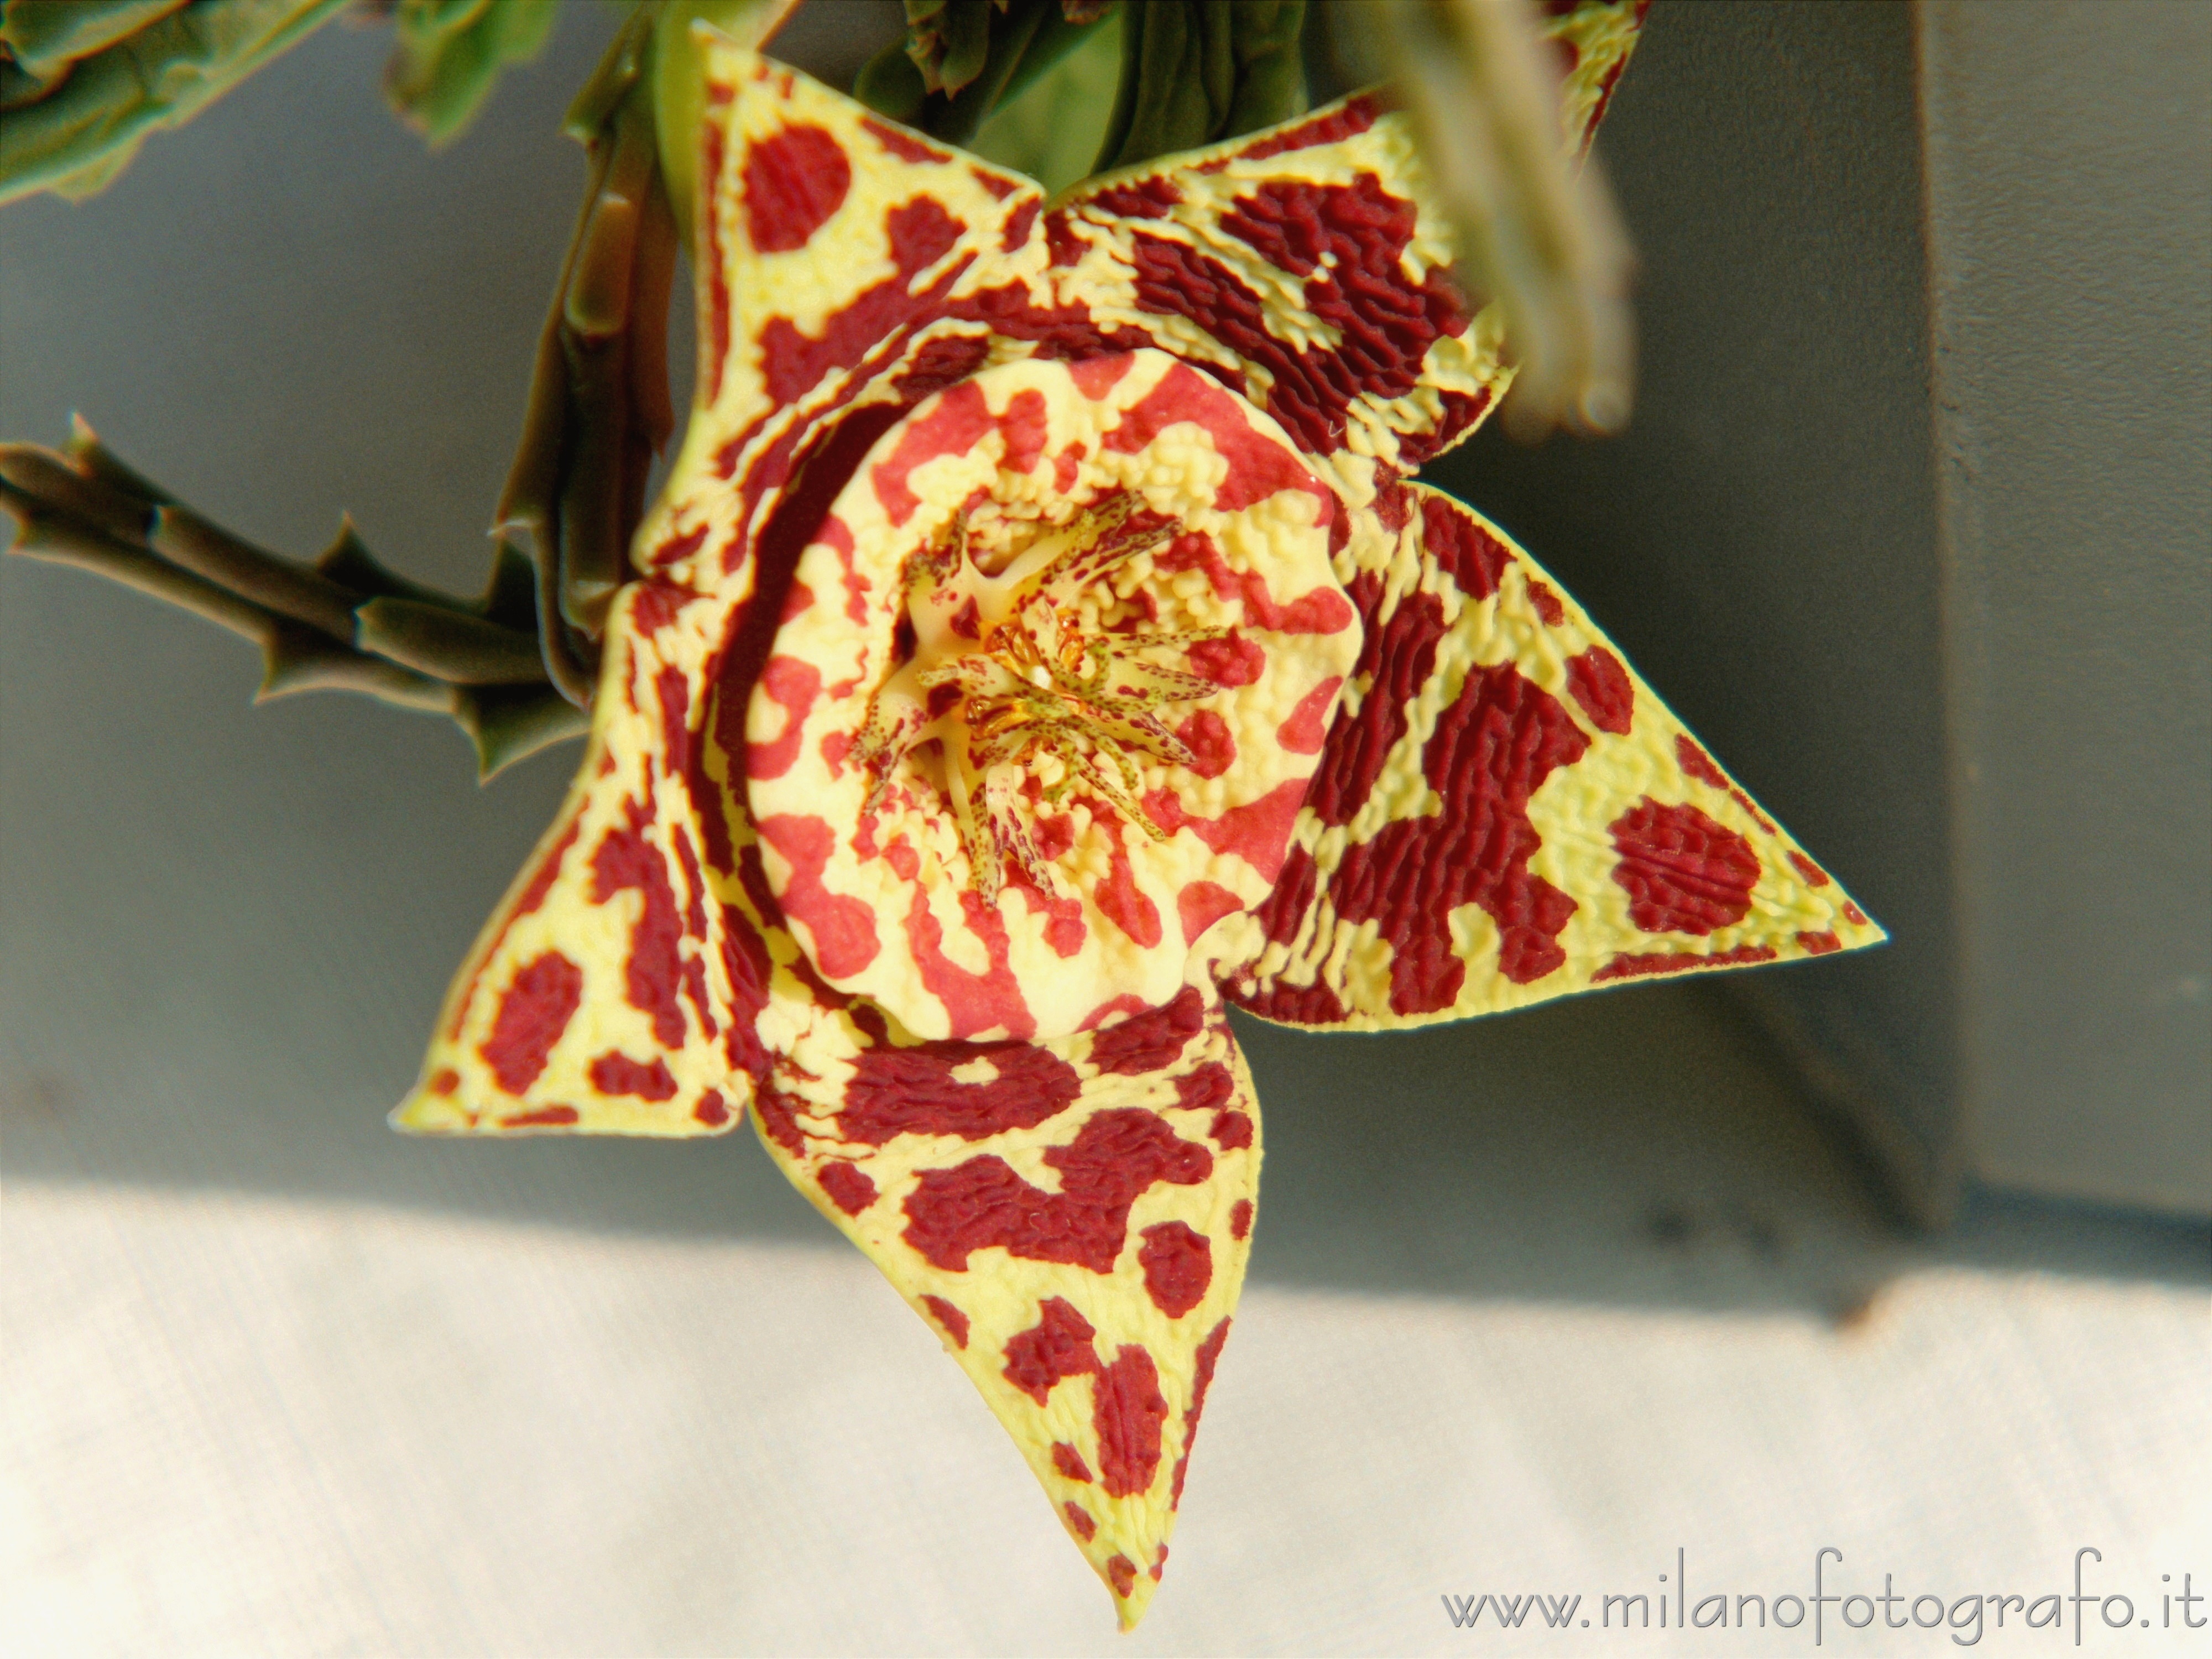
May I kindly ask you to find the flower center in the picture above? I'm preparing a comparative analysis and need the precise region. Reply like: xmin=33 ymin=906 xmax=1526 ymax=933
xmin=745 ymin=350 xmax=1359 ymax=1042
xmin=852 ymin=493 xmax=1228 ymax=900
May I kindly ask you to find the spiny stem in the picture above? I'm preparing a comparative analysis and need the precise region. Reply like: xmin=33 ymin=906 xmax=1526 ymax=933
xmin=0 ymin=422 xmax=576 ymax=778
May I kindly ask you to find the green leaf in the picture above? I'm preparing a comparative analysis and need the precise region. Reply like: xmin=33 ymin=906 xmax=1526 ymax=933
xmin=0 ymin=0 xmax=193 ymax=83
xmin=968 ymin=3 xmax=1123 ymax=196
xmin=383 ymin=0 xmax=560 ymax=149
xmin=0 ymin=0 xmax=349 ymax=207
xmin=1094 ymin=0 xmax=1304 ymax=174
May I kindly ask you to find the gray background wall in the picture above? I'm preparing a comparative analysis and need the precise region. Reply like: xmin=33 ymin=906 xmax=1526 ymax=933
xmin=1437 ymin=0 xmax=2211 ymax=1219
xmin=1918 ymin=0 xmax=2211 ymax=1214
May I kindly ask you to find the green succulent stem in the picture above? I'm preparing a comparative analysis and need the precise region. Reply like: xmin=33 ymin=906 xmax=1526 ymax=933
xmin=0 ymin=420 xmax=581 ymax=778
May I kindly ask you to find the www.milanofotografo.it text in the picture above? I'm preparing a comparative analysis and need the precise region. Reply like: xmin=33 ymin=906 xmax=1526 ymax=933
xmin=1441 ymin=1551 xmax=2206 ymax=1645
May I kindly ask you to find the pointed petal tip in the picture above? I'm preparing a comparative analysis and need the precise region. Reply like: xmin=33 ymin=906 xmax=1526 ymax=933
xmin=1114 ymin=1582 xmax=1156 ymax=1631
xmin=389 ymin=1088 xmax=466 ymax=1135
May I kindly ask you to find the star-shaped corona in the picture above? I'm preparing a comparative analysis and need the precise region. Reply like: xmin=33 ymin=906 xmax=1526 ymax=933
xmin=392 ymin=3 xmax=1879 ymax=1627
xmin=752 ymin=350 xmax=1358 ymax=1039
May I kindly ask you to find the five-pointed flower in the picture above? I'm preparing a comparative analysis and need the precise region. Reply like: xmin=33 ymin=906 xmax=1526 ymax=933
xmin=393 ymin=7 xmax=1880 ymax=1627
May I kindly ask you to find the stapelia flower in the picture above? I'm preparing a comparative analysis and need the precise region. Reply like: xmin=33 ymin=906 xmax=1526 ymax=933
xmin=393 ymin=8 xmax=1880 ymax=1627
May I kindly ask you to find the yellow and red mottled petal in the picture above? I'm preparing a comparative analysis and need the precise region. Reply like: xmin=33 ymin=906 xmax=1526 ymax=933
xmin=1046 ymin=96 xmax=1490 ymax=515
xmin=393 ymin=582 xmax=775 ymax=1135
xmin=1042 ymin=3 xmax=1645 ymax=510
xmin=750 ymin=973 xmax=1259 ymax=1629
xmin=634 ymin=43 xmax=1154 ymax=600
xmin=1543 ymin=0 xmax=1653 ymax=161
xmin=1208 ymin=484 xmax=1884 ymax=1030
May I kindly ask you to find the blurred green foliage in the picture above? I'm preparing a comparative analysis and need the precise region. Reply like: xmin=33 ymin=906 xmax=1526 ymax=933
xmin=384 ymin=0 xmax=559 ymax=147
xmin=0 ymin=0 xmax=564 ymax=205
xmin=966 ymin=1 xmax=1120 ymax=196
xmin=0 ymin=0 xmax=350 ymax=204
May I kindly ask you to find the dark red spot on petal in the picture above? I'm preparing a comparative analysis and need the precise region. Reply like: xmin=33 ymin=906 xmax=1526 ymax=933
xmin=1609 ymin=799 xmax=1762 ymax=935
xmin=429 ymin=1068 xmax=458 ymax=1096
xmin=839 ymin=1040 xmax=1080 ymax=1144
xmin=817 ymin=1160 xmax=879 ymax=1215
xmin=591 ymin=809 xmax=690 ymax=1048
xmin=757 ymin=197 xmax=967 ymax=408
xmin=1419 ymin=492 xmax=1511 ymax=601
xmin=747 ymin=655 xmax=821 ymax=780
xmin=1177 ymin=880 xmax=1246 ymax=945
xmin=1094 ymin=837 xmax=1163 ymax=948
xmin=513 ymin=820 xmax=582 ymax=920
xmin=480 ymin=952 xmax=583 ymax=1094
xmin=1526 ymin=580 xmax=1565 ymax=625
xmin=1068 ymin=354 xmax=1135 ymax=398
xmin=1107 ymin=1554 xmax=1136 ymax=1597
xmin=1230 ymin=1198 xmax=1253 ymax=1240
xmin=1086 ymin=986 xmax=1203 ymax=1075
xmin=894 ymin=331 xmax=992 ymax=403
xmin=1002 ymin=1296 xmax=1099 ymax=1404
xmin=753 ymin=1084 xmax=805 ymax=1154
xmin=1731 ymin=787 xmax=1778 ymax=834
xmin=1149 ymin=517 xmax=1361 ymax=635
xmin=1168 ymin=1317 xmax=1230 ymax=1509
xmin=1001 ymin=195 xmax=1039 ymax=252
xmin=901 ymin=883 xmax=1035 ymax=1039
xmin=1052 ymin=1442 xmax=1093 ymax=1482
xmin=1086 ymin=175 xmax=1182 ymax=219
xmin=1139 ymin=1222 xmax=1212 ymax=1318
xmin=1175 ymin=709 xmax=1236 ymax=778
xmin=1797 ymin=929 xmax=1843 ymax=955
xmin=922 ymin=1293 xmax=969 ymax=1347
xmin=755 ymin=813 xmax=880 ymax=979
xmin=650 ymin=525 xmax=708 ymax=568
xmin=1565 ymin=645 xmax=1634 ymax=735
xmin=1187 ymin=633 xmax=1266 ymax=687
xmin=863 ymin=116 xmax=946 ymax=165
xmin=1102 ymin=358 xmax=1330 ymax=517
xmin=1249 ymin=659 xmax=1590 ymax=1018
xmin=1145 ymin=169 xmax=1464 ymax=461
xmin=902 ymin=1110 xmax=1213 ymax=1272
xmin=1175 ymin=1062 xmax=1234 ymax=1115
xmin=499 ymin=1104 xmax=578 ymax=1128
xmin=701 ymin=121 xmax=732 ymax=402
xmin=1080 ymin=993 xmax=1152 ymax=1031
xmin=693 ymin=1089 xmax=731 ymax=1128
xmin=1065 ymin=1502 xmax=1098 ymax=1542
xmin=1306 ymin=578 xmax=1447 ymax=826
xmin=1208 ymin=1109 xmax=1253 ymax=1151
xmin=743 ymin=124 xmax=851 ymax=252
xmin=1676 ymin=734 xmax=1728 ymax=789
xmin=587 ymin=1052 xmax=676 ymax=1100
xmin=1277 ymin=675 xmax=1343 ymax=753
xmin=1152 ymin=778 xmax=1308 ymax=884
xmin=1229 ymin=97 xmax=1378 ymax=163
xmin=1093 ymin=1345 xmax=1169 ymax=1498
xmin=1592 ymin=943 xmax=1780 ymax=983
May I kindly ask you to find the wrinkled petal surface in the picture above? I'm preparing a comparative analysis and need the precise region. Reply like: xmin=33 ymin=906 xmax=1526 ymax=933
xmin=1211 ymin=484 xmax=1884 ymax=1029
xmin=753 ymin=978 xmax=1260 ymax=1629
